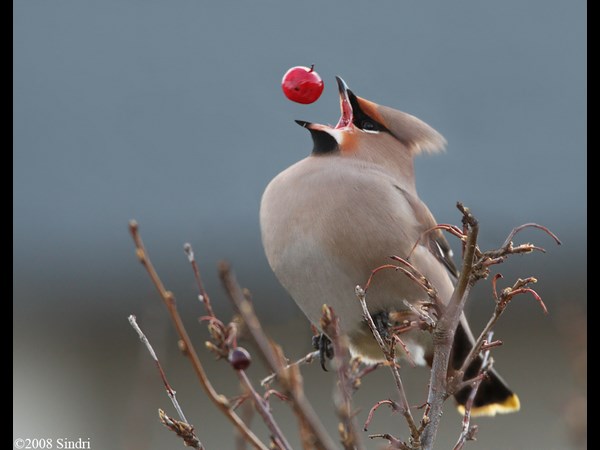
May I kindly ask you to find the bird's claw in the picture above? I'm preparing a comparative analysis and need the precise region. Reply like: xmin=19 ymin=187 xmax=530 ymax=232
xmin=372 ymin=311 xmax=391 ymax=341
xmin=312 ymin=334 xmax=334 ymax=371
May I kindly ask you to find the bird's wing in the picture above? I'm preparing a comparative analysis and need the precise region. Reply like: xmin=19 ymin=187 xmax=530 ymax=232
xmin=427 ymin=227 xmax=459 ymax=280
xmin=394 ymin=185 xmax=459 ymax=280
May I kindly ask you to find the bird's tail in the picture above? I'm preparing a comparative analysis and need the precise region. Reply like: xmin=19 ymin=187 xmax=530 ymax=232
xmin=450 ymin=322 xmax=521 ymax=417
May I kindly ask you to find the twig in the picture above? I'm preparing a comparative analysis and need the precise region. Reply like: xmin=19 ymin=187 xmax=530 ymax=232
xmin=320 ymin=305 xmax=365 ymax=450
xmin=235 ymin=388 xmax=255 ymax=450
xmin=453 ymin=332 xmax=494 ymax=450
xmin=230 ymin=394 xmax=251 ymax=411
xmin=355 ymin=285 xmax=420 ymax=446
xmin=129 ymin=221 xmax=269 ymax=450
xmin=401 ymin=300 xmax=437 ymax=328
xmin=219 ymin=262 xmax=338 ymax=450
xmin=184 ymin=243 xmax=216 ymax=317
xmin=393 ymin=335 xmax=416 ymax=367
xmin=480 ymin=339 xmax=503 ymax=351
xmin=159 ymin=409 xmax=204 ymax=450
xmin=501 ymin=223 xmax=562 ymax=249
xmin=369 ymin=433 xmax=411 ymax=450
xmin=407 ymin=224 xmax=467 ymax=260
xmin=472 ymin=224 xmax=561 ymax=277
xmin=263 ymin=389 xmax=290 ymax=403
xmin=237 ymin=369 xmax=293 ymax=450
xmin=392 ymin=258 xmax=440 ymax=303
xmin=365 ymin=258 xmax=440 ymax=304
xmin=261 ymin=351 xmax=319 ymax=387
xmin=128 ymin=315 xmax=191 ymax=426
xmin=421 ymin=203 xmax=479 ymax=450
xmin=351 ymin=359 xmax=383 ymax=387
xmin=458 ymin=276 xmax=544 ymax=377
xmin=363 ymin=399 xmax=400 ymax=431
xmin=364 ymin=264 xmax=403 ymax=291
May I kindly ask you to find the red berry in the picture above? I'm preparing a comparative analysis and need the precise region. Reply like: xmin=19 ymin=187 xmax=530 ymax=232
xmin=228 ymin=347 xmax=252 ymax=371
xmin=281 ymin=65 xmax=324 ymax=104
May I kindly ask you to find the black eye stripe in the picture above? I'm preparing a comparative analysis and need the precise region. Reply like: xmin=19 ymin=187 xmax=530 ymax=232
xmin=348 ymin=91 xmax=388 ymax=132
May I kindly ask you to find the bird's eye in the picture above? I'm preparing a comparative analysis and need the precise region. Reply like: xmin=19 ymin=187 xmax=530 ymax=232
xmin=361 ymin=120 xmax=376 ymax=131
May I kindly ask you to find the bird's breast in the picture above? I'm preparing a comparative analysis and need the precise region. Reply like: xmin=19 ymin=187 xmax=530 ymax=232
xmin=260 ymin=157 xmax=432 ymax=334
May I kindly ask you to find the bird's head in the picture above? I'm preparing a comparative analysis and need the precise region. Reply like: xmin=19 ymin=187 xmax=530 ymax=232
xmin=296 ymin=77 xmax=446 ymax=165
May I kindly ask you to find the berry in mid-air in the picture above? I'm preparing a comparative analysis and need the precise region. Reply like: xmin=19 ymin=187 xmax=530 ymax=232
xmin=281 ymin=65 xmax=324 ymax=104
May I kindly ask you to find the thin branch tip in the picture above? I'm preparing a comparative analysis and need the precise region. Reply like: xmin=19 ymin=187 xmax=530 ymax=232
xmin=218 ymin=259 xmax=231 ymax=274
xmin=503 ymin=222 xmax=562 ymax=248
xmin=457 ymin=202 xmax=478 ymax=226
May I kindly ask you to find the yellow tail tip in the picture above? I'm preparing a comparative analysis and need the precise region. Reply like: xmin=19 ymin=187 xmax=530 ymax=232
xmin=457 ymin=393 xmax=521 ymax=417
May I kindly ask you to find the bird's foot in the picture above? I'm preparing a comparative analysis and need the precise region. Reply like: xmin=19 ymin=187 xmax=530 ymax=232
xmin=372 ymin=311 xmax=391 ymax=341
xmin=312 ymin=333 xmax=334 ymax=371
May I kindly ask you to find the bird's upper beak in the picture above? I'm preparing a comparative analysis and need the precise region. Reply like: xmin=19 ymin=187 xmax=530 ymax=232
xmin=295 ymin=76 xmax=354 ymax=133
xmin=334 ymin=76 xmax=353 ymax=129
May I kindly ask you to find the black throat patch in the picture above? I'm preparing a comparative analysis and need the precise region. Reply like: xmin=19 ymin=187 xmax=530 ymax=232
xmin=295 ymin=120 xmax=339 ymax=154
xmin=308 ymin=128 xmax=338 ymax=154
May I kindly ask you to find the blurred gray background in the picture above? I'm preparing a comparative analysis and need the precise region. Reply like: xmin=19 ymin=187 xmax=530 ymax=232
xmin=14 ymin=1 xmax=586 ymax=449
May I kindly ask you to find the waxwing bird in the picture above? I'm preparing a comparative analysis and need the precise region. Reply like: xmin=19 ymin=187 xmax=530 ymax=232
xmin=260 ymin=76 xmax=520 ymax=416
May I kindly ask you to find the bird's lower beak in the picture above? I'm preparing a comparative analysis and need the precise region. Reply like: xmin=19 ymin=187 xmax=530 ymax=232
xmin=334 ymin=76 xmax=353 ymax=129
xmin=295 ymin=119 xmax=337 ymax=134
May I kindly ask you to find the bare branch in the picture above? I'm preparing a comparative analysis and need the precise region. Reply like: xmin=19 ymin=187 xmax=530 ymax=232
xmin=128 ymin=315 xmax=192 ymax=426
xmin=459 ymin=277 xmax=545 ymax=377
xmin=237 ymin=369 xmax=293 ymax=450
xmin=235 ymin=389 xmax=255 ymax=450
xmin=401 ymin=300 xmax=437 ymax=328
xmin=129 ymin=221 xmax=269 ymax=450
xmin=480 ymin=339 xmax=503 ymax=351
xmin=364 ymin=264 xmax=404 ymax=292
xmin=453 ymin=332 xmax=494 ymax=450
xmin=501 ymin=222 xmax=562 ymax=249
xmin=219 ymin=262 xmax=338 ymax=450
xmin=184 ymin=243 xmax=216 ymax=318
xmin=320 ymin=305 xmax=365 ymax=450
xmin=261 ymin=351 xmax=319 ymax=387
xmin=407 ymin=224 xmax=466 ymax=260
xmin=391 ymin=256 xmax=441 ymax=303
xmin=393 ymin=335 xmax=416 ymax=368
xmin=230 ymin=394 xmax=251 ymax=411
xmin=363 ymin=399 xmax=400 ymax=431
xmin=263 ymin=389 xmax=290 ymax=403
xmin=130 ymin=204 xmax=557 ymax=450
xmin=421 ymin=203 xmax=479 ymax=450
xmin=355 ymin=285 xmax=420 ymax=445
xmin=369 ymin=433 xmax=412 ymax=450
xmin=159 ymin=409 xmax=203 ymax=450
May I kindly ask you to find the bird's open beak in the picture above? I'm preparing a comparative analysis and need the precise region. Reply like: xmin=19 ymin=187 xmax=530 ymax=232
xmin=296 ymin=76 xmax=354 ymax=132
xmin=334 ymin=76 xmax=353 ymax=129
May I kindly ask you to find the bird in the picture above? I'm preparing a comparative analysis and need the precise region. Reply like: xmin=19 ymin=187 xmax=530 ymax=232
xmin=260 ymin=76 xmax=520 ymax=417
